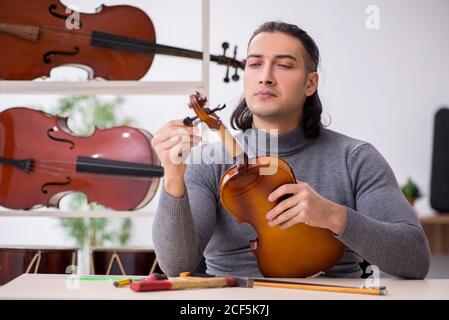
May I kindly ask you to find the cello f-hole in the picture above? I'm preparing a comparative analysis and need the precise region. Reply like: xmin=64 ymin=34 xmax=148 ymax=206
xmin=43 ymin=47 xmax=80 ymax=64
xmin=41 ymin=176 xmax=72 ymax=194
xmin=49 ymin=4 xmax=68 ymax=20
xmin=47 ymin=128 xmax=75 ymax=149
xmin=48 ymin=4 xmax=83 ymax=28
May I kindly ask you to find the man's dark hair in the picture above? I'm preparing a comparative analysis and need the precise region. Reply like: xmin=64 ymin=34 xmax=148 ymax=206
xmin=230 ymin=21 xmax=323 ymax=138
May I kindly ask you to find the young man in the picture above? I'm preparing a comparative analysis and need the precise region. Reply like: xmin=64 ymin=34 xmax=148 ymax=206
xmin=151 ymin=21 xmax=431 ymax=279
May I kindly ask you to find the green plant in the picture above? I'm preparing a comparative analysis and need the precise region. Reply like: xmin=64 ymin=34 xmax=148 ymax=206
xmin=401 ymin=178 xmax=422 ymax=200
xmin=58 ymin=193 xmax=132 ymax=247
xmin=46 ymin=96 xmax=134 ymax=248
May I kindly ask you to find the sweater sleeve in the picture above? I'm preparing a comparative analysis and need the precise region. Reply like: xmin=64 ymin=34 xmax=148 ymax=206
xmin=152 ymin=149 xmax=218 ymax=277
xmin=335 ymin=143 xmax=431 ymax=279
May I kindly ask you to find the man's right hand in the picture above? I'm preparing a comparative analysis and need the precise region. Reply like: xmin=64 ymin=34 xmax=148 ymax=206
xmin=151 ymin=120 xmax=202 ymax=198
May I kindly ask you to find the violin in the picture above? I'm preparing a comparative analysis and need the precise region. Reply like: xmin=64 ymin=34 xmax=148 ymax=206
xmin=0 ymin=107 xmax=163 ymax=210
xmin=0 ymin=0 xmax=245 ymax=81
xmin=185 ymin=92 xmax=344 ymax=278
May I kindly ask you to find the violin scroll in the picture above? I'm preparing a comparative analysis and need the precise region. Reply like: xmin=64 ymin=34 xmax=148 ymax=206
xmin=184 ymin=92 xmax=226 ymax=130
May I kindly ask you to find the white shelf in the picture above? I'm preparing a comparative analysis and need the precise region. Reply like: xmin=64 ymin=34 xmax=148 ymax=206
xmin=0 ymin=0 xmax=210 ymax=219
xmin=0 ymin=81 xmax=206 ymax=95
xmin=0 ymin=210 xmax=155 ymax=218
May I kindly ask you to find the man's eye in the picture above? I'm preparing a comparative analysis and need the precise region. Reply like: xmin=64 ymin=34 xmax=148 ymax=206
xmin=278 ymin=64 xmax=292 ymax=69
xmin=248 ymin=63 xmax=261 ymax=68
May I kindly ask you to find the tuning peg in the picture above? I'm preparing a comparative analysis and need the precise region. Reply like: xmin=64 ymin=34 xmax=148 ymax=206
xmin=183 ymin=116 xmax=198 ymax=126
xmin=222 ymin=42 xmax=240 ymax=83
xmin=232 ymin=45 xmax=240 ymax=81
xmin=232 ymin=69 xmax=240 ymax=82
xmin=209 ymin=104 xmax=226 ymax=113
xmin=232 ymin=45 xmax=238 ymax=59
xmin=183 ymin=104 xmax=226 ymax=126
xmin=223 ymin=66 xmax=230 ymax=83
xmin=221 ymin=42 xmax=229 ymax=57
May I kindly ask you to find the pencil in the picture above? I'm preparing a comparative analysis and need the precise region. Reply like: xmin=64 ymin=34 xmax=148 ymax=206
xmin=113 ymin=279 xmax=134 ymax=288
xmin=254 ymin=279 xmax=387 ymax=296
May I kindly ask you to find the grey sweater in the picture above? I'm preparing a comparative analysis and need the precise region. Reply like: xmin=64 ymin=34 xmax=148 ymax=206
xmin=153 ymin=126 xmax=431 ymax=279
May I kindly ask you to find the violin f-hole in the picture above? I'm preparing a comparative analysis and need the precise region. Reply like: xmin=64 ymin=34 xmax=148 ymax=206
xmin=47 ymin=128 xmax=75 ymax=149
xmin=43 ymin=47 xmax=80 ymax=64
xmin=41 ymin=177 xmax=72 ymax=194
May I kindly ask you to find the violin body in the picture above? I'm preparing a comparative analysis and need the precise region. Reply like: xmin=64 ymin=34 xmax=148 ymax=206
xmin=220 ymin=156 xmax=344 ymax=278
xmin=0 ymin=107 xmax=161 ymax=210
xmin=0 ymin=0 xmax=155 ymax=80
xmin=185 ymin=92 xmax=343 ymax=278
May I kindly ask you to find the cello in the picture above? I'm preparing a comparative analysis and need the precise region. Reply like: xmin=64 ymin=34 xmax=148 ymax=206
xmin=185 ymin=92 xmax=344 ymax=278
xmin=0 ymin=107 xmax=163 ymax=210
xmin=0 ymin=0 xmax=244 ymax=81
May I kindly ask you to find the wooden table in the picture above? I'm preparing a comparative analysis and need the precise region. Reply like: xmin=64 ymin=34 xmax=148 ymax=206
xmin=1 ymin=274 xmax=448 ymax=300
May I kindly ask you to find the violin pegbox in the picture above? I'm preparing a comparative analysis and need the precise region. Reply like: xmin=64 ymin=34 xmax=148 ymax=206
xmin=184 ymin=92 xmax=225 ymax=131
xmin=220 ymin=42 xmax=245 ymax=83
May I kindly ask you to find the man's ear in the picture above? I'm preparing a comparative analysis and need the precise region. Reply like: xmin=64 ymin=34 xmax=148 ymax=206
xmin=305 ymin=72 xmax=319 ymax=97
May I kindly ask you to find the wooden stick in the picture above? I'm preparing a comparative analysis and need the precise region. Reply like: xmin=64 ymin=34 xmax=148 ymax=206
xmin=131 ymin=277 xmax=237 ymax=292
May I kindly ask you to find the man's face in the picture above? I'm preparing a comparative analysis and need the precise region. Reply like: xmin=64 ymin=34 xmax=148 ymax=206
xmin=244 ymin=32 xmax=317 ymax=122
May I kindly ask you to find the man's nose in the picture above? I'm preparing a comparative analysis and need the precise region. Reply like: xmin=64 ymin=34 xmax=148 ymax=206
xmin=259 ymin=65 xmax=276 ymax=86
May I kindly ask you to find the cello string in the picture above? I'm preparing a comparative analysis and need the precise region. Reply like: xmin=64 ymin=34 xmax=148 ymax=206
xmin=34 ymin=159 xmax=164 ymax=179
xmin=37 ymin=31 xmax=151 ymax=66
xmin=32 ymin=163 xmax=159 ymax=182
xmin=35 ymin=159 xmax=162 ymax=173
xmin=38 ymin=27 xmax=225 ymax=61
xmin=40 ymin=27 xmax=204 ymax=57
xmin=41 ymin=25 xmax=205 ymax=55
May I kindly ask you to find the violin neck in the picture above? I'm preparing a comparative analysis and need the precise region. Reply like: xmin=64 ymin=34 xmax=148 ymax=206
xmin=215 ymin=123 xmax=247 ymax=162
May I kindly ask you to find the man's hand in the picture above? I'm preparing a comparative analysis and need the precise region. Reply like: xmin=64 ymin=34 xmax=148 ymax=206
xmin=265 ymin=181 xmax=347 ymax=235
xmin=151 ymin=120 xmax=202 ymax=198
